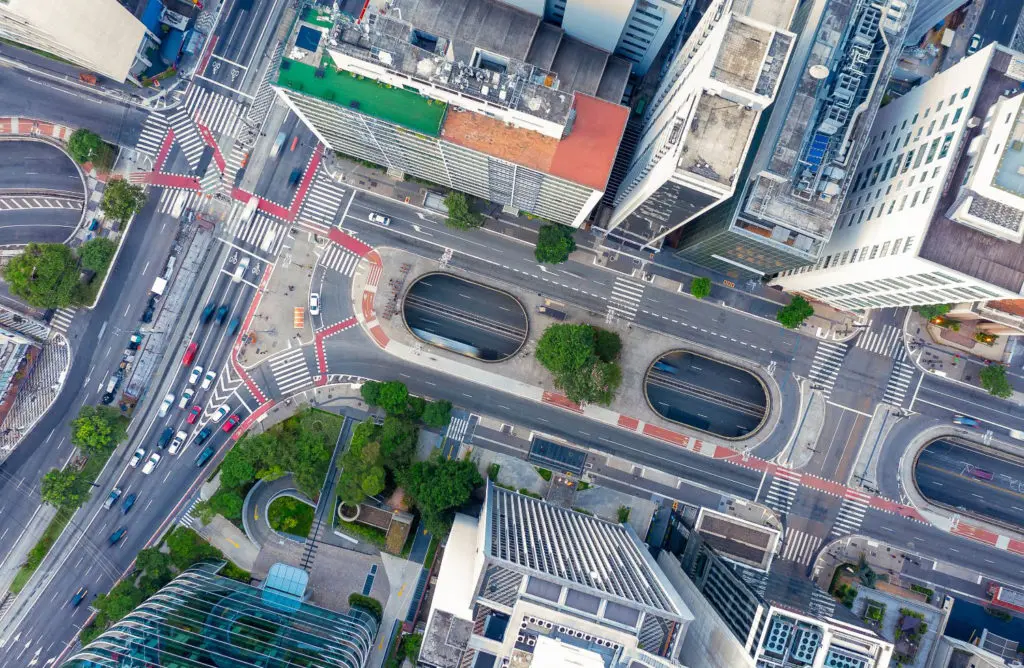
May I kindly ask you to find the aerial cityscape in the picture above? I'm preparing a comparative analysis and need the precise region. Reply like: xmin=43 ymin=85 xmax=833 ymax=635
xmin=0 ymin=0 xmax=1023 ymax=666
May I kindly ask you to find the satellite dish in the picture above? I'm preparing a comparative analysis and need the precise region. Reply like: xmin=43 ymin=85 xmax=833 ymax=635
xmin=809 ymin=65 xmax=830 ymax=80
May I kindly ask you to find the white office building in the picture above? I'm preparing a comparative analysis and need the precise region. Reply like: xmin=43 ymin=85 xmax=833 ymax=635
xmin=602 ymin=0 xmax=797 ymax=248
xmin=504 ymin=0 xmax=688 ymax=75
xmin=774 ymin=45 xmax=1024 ymax=310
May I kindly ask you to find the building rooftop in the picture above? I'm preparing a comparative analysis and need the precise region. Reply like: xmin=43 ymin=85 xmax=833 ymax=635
xmin=693 ymin=508 xmax=779 ymax=571
xmin=678 ymin=95 xmax=758 ymax=188
xmin=732 ymin=0 xmax=800 ymax=30
xmin=712 ymin=19 xmax=773 ymax=92
xmin=739 ymin=0 xmax=910 ymax=245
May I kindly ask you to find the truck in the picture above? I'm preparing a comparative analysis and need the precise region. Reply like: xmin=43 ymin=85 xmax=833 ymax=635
xmin=151 ymin=276 xmax=168 ymax=297
xmin=271 ymin=132 xmax=287 ymax=158
xmin=537 ymin=305 xmax=567 ymax=321
xmin=79 ymin=73 xmax=98 ymax=85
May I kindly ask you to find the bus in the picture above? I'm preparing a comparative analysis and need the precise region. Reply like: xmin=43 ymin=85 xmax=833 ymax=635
xmin=270 ymin=132 xmax=286 ymax=158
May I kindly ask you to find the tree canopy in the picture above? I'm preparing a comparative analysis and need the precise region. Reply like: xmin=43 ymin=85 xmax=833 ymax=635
xmin=67 ymin=128 xmax=115 ymax=169
xmin=534 ymin=224 xmax=576 ymax=264
xmin=78 ymin=238 xmax=118 ymax=274
xmin=400 ymin=455 xmax=483 ymax=534
xmin=776 ymin=295 xmax=815 ymax=329
xmin=70 ymin=405 xmax=126 ymax=457
xmin=980 ymin=364 xmax=1013 ymax=399
xmin=337 ymin=420 xmax=388 ymax=506
xmin=40 ymin=468 xmax=84 ymax=509
xmin=443 ymin=192 xmax=484 ymax=230
xmin=690 ymin=277 xmax=711 ymax=300
xmin=3 ymin=243 xmax=80 ymax=308
xmin=422 ymin=400 xmax=452 ymax=428
xmin=912 ymin=303 xmax=952 ymax=320
xmin=535 ymin=324 xmax=623 ymax=404
xmin=100 ymin=178 xmax=147 ymax=222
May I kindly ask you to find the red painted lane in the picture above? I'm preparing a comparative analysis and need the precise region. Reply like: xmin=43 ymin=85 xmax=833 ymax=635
xmin=642 ymin=423 xmax=690 ymax=447
xmin=154 ymin=127 xmax=175 ymax=172
xmin=287 ymin=146 xmax=322 ymax=217
xmin=231 ymin=263 xmax=274 ymax=404
xmin=314 ymin=316 xmax=358 ymax=385
xmin=196 ymin=121 xmax=226 ymax=172
xmin=369 ymin=325 xmax=390 ymax=348
xmin=196 ymin=36 xmax=218 ymax=78
xmin=234 ymin=399 xmax=276 ymax=440
xmin=148 ymin=173 xmax=202 ymax=189
xmin=1008 ymin=539 xmax=1024 ymax=556
xmin=618 ymin=415 xmax=639 ymax=431
xmin=951 ymin=522 xmax=1000 ymax=545
xmin=541 ymin=391 xmax=583 ymax=414
xmin=329 ymin=227 xmax=373 ymax=257
xmin=801 ymin=475 xmax=846 ymax=498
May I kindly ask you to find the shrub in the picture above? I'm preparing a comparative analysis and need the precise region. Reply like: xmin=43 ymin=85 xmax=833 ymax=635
xmin=349 ymin=593 xmax=383 ymax=621
xmin=617 ymin=505 xmax=630 ymax=523
xmin=536 ymin=467 xmax=552 ymax=481
xmin=690 ymin=277 xmax=711 ymax=299
xmin=777 ymin=295 xmax=814 ymax=329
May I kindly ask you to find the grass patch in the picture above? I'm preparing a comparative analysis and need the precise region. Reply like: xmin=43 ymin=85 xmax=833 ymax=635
xmin=536 ymin=467 xmax=552 ymax=481
xmin=571 ymin=507 xmax=593 ymax=516
xmin=423 ymin=536 xmax=440 ymax=570
xmin=617 ymin=505 xmax=631 ymax=523
xmin=267 ymin=496 xmax=315 ymax=537
xmin=337 ymin=517 xmax=388 ymax=547
xmin=349 ymin=593 xmax=383 ymax=622
xmin=576 ymin=481 xmax=590 ymax=491
xmin=518 ymin=488 xmax=542 ymax=499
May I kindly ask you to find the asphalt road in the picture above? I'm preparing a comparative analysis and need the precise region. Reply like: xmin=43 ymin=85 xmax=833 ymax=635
xmin=201 ymin=0 xmax=288 ymax=97
xmin=253 ymin=112 xmax=318 ymax=206
xmin=404 ymin=273 xmax=528 ymax=361
xmin=0 ymin=140 xmax=81 ymax=191
xmin=915 ymin=439 xmax=1024 ymax=529
xmin=0 ymin=209 xmax=81 ymax=244
xmin=973 ymin=2 xmax=1021 ymax=50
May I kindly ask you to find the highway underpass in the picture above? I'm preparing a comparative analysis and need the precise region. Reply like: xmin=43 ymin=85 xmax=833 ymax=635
xmin=0 ymin=139 xmax=85 ymax=244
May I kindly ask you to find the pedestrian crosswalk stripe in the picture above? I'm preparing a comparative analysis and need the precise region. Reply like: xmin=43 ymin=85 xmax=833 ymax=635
xmin=808 ymin=341 xmax=847 ymax=399
xmin=607 ymin=276 xmax=644 ymax=321
xmin=158 ymin=189 xmax=199 ymax=215
xmin=855 ymin=324 xmax=902 ymax=358
xmin=269 ymin=348 xmax=312 ymax=395
xmin=446 ymin=417 xmax=470 ymax=443
xmin=780 ymin=529 xmax=821 ymax=565
xmin=136 ymin=113 xmax=169 ymax=159
xmin=319 ymin=245 xmax=360 ymax=277
xmin=167 ymin=107 xmax=206 ymax=171
xmin=225 ymin=211 xmax=286 ymax=256
xmin=763 ymin=473 xmax=801 ymax=515
xmin=185 ymin=85 xmax=246 ymax=137
xmin=50 ymin=308 xmax=76 ymax=334
xmin=300 ymin=171 xmax=347 ymax=226
xmin=882 ymin=344 xmax=916 ymax=407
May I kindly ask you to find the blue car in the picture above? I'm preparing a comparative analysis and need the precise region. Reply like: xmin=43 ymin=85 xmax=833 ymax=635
xmin=109 ymin=527 xmax=127 ymax=545
xmin=121 ymin=493 xmax=137 ymax=515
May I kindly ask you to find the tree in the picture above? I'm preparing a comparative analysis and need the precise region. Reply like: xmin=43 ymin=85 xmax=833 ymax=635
xmin=377 ymin=381 xmax=409 ymax=415
xmin=207 ymin=489 xmax=244 ymax=520
xmin=67 ymin=128 xmax=115 ymax=169
xmin=93 ymin=580 xmax=144 ymax=625
xmin=100 ymin=178 xmax=147 ymax=223
xmin=135 ymin=548 xmax=173 ymax=594
xmin=913 ymin=303 xmax=951 ymax=320
xmin=535 ymin=324 xmax=623 ymax=405
xmin=70 ymin=405 xmax=126 ymax=456
xmin=405 ymin=395 xmax=426 ymax=420
xmin=980 ymin=364 xmax=1013 ymax=399
xmin=593 ymin=329 xmax=621 ymax=363
xmin=776 ymin=295 xmax=815 ymax=329
xmin=401 ymin=634 xmax=423 ymax=662
xmin=360 ymin=380 xmax=382 ymax=406
xmin=165 ymin=527 xmax=219 ymax=570
xmin=40 ymin=468 xmax=82 ymax=508
xmin=218 ymin=449 xmax=255 ymax=490
xmin=422 ymin=400 xmax=452 ymax=428
xmin=78 ymin=238 xmax=118 ymax=274
xmin=536 ymin=324 xmax=598 ymax=375
xmin=380 ymin=416 xmax=418 ymax=473
xmin=288 ymin=430 xmax=331 ymax=500
xmin=350 ymin=418 xmax=381 ymax=449
xmin=337 ymin=437 xmax=386 ymax=506
xmin=534 ymin=224 xmax=576 ymax=264
xmin=443 ymin=192 xmax=484 ymax=230
xmin=690 ymin=277 xmax=712 ymax=300
xmin=400 ymin=455 xmax=483 ymax=534
xmin=3 ymin=243 xmax=80 ymax=308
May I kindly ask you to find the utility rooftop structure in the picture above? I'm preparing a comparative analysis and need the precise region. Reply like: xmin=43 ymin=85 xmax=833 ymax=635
xmin=418 ymin=482 xmax=694 ymax=668
xmin=667 ymin=0 xmax=915 ymax=277
xmin=275 ymin=0 xmax=631 ymax=227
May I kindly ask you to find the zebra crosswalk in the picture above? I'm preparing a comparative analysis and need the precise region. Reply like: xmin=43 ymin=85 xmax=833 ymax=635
xmin=179 ymin=497 xmax=200 ymax=528
xmin=855 ymin=323 xmax=902 ymax=357
xmin=269 ymin=348 xmax=312 ymax=395
xmin=224 ymin=144 xmax=247 ymax=187
xmin=224 ymin=209 xmax=286 ymax=256
xmin=883 ymin=344 xmax=916 ymax=407
xmin=158 ymin=189 xmax=200 ymax=215
xmin=808 ymin=341 xmax=847 ymax=398
xmin=166 ymin=107 xmax=206 ymax=171
xmin=607 ymin=275 xmax=644 ymax=321
xmin=809 ymin=588 xmax=836 ymax=619
xmin=299 ymin=172 xmax=347 ymax=227
xmin=830 ymin=489 xmax=872 ymax=537
xmin=199 ymin=163 xmax=223 ymax=195
xmin=780 ymin=528 xmax=821 ymax=566
xmin=446 ymin=416 xmax=471 ymax=443
xmin=50 ymin=308 xmax=76 ymax=334
xmin=246 ymin=41 xmax=283 ymax=130
xmin=135 ymin=113 xmax=169 ymax=159
xmin=184 ymin=85 xmax=245 ymax=137
xmin=319 ymin=244 xmax=360 ymax=277
xmin=763 ymin=468 xmax=801 ymax=515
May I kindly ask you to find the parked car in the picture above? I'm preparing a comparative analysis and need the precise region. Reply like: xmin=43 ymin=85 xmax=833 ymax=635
xmin=129 ymin=447 xmax=146 ymax=468
xmin=309 ymin=293 xmax=320 ymax=316
xmin=157 ymin=427 xmax=174 ymax=449
xmin=367 ymin=212 xmax=391 ymax=226
xmin=201 ymin=369 xmax=216 ymax=390
xmin=179 ymin=388 xmax=195 ymax=409
xmin=142 ymin=452 xmax=161 ymax=475
xmin=103 ymin=487 xmax=122 ymax=510
xmin=121 ymin=493 xmax=137 ymax=515
xmin=188 ymin=366 xmax=204 ymax=385
xmin=216 ymin=305 xmax=230 ymax=325
xmin=187 ymin=405 xmax=202 ymax=424
xmin=169 ymin=430 xmax=187 ymax=455
xmin=222 ymin=414 xmax=241 ymax=433
xmin=968 ymin=33 xmax=982 ymax=54
xmin=195 ymin=445 xmax=216 ymax=468
xmin=193 ymin=426 xmax=213 ymax=447
xmin=182 ymin=342 xmax=199 ymax=366
xmin=70 ymin=587 xmax=88 ymax=607
xmin=109 ymin=528 xmax=127 ymax=545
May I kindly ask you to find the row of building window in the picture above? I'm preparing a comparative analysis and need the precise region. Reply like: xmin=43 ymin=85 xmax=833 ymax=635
xmin=815 ymin=278 xmax=1002 ymax=310
xmin=869 ymin=87 xmax=971 ymax=149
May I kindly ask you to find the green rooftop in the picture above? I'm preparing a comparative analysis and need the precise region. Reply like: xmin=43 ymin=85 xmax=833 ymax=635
xmin=300 ymin=7 xmax=335 ymax=29
xmin=277 ymin=59 xmax=447 ymax=137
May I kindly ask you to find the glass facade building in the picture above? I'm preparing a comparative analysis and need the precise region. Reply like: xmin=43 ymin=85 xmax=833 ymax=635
xmin=63 ymin=562 xmax=379 ymax=667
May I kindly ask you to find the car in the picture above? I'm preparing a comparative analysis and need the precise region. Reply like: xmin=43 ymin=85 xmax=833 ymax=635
xmin=288 ymin=167 xmax=303 ymax=186
xmin=201 ymin=369 xmax=216 ymax=390
xmin=103 ymin=487 xmax=122 ymax=510
xmin=232 ymin=257 xmax=250 ymax=283
xmin=195 ymin=444 xmax=216 ymax=467
xmin=212 ymin=405 xmax=229 ymax=422
xmin=158 ymin=427 xmax=174 ymax=449
xmin=953 ymin=415 xmax=980 ymax=428
xmin=121 ymin=493 xmax=137 ymax=514
xmin=187 ymin=405 xmax=202 ymax=424
xmin=70 ymin=587 xmax=88 ymax=607
xmin=309 ymin=293 xmax=320 ymax=316
xmin=227 ymin=317 xmax=241 ymax=337
xmin=968 ymin=33 xmax=982 ymax=54
xmin=141 ymin=306 xmax=154 ymax=324
xmin=158 ymin=393 xmax=174 ymax=418
xmin=109 ymin=527 xmax=127 ymax=545
xmin=200 ymin=302 xmax=216 ymax=324
xmin=129 ymin=447 xmax=146 ymax=468
xmin=182 ymin=341 xmax=199 ymax=366
xmin=142 ymin=452 xmax=161 ymax=475
xmin=193 ymin=426 xmax=213 ymax=447
xmin=188 ymin=365 xmax=204 ymax=385
xmin=169 ymin=430 xmax=187 ymax=455
xmin=222 ymin=414 xmax=242 ymax=432
xmin=179 ymin=388 xmax=195 ymax=409
xmin=290 ymin=136 xmax=299 ymax=151
xmin=101 ymin=391 xmax=115 ymax=405
xmin=216 ymin=305 xmax=230 ymax=325
xmin=367 ymin=212 xmax=391 ymax=226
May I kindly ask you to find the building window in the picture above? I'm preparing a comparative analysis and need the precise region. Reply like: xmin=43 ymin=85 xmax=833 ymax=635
xmin=923 ymin=186 xmax=934 ymax=203
xmin=904 ymin=236 xmax=915 ymax=252
xmin=881 ymin=241 xmax=891 ymax=255
xmin=891 ymin=154 xmax=904 ymax=177
xmin=953 ymin=108 xmax=962 ymax=124
xmin=850 ymin=249 xmax=859 ymax=262
xmin=903 ymin=132 xmax=912 ymax=147
xmin=869 ymin=245 xmax=879 ymax=260
xmin=962 ymin=87 xmax=970 ymax=99
xmin=938 ymin=132 xmax=954 ymax=159
xmin=925 ymin=137 xmax=940 ymax=164
xmin=901 ymin=119 xmax=908 ymax=130
xmin=940 ymin=113 xmax=949 ymax=130
xmin=888 ymin=200 xmax=896 ymax=214
xmin=911 ymin=191 xmax=920 ymax=207
xmin=902 ymin=151 xmax=914 ymax=173
xmin=913 ymin=113 xmax=919 ymax=123
xmin=899 ymin=194 xmax=907 ymax=211
xmin=840 ymin=251 xmax=850 ymax=265
xmin=936 ymin=100 xmax=943 ymax=112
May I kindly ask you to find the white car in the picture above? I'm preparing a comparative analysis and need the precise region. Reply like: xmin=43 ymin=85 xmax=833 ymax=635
xmin=212 ymin=405 xmax=229 ymax=422
xmin=309 ymin=293 xmax=320 ymax=316
xmin=201 ymin=369 xmax=217 ymax=390
xmin=367 ymin=212 xmax=391 ymax=226
xmin=141 ymin=452 xmax=161 ymax=475
xmin=178 ymin=388 xmax=195 ymax=409
xmin=188 ymin=366 xmax=203 ymax=386
xmin=158 ymin=392 xmax=174 ymax=418
xmin=129 ymin=447 xmax=146 ymax=468
xmin=968 ymin=33 xmax=982 ymax=54
xmin=168 ymin=430 xmax=187 ymax=455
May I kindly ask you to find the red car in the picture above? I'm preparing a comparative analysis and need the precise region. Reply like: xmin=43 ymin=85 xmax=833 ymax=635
xmin=187 ymin=405 xmax=202 ymax=424
xmin=182 ymin=341 xmax=198 ymax=366
xmin=222 ymin=414 xmax=241 ymax=432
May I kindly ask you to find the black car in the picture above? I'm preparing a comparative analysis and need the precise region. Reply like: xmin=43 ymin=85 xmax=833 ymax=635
xmin=216 ymin=305 xmax=230 ymax=325
xmin=121 ymin=493 xmax=137 ymax=515
xmin=141 ymin=306 xmax=154 ymax=323
xmin=157 ymin=427 xmax=174 ymax=449
xmin=193 ymin=426 xmax=213 ymax=447
xmin=200 ymin=302 xmax=216 ymax=324
xmin=70 ymin=587 xmax=88 ymax=607
xmin=195 ymin=444 xmax=215 ymax=468
xmin=100 ymin=391 xmax=115 ymax=405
